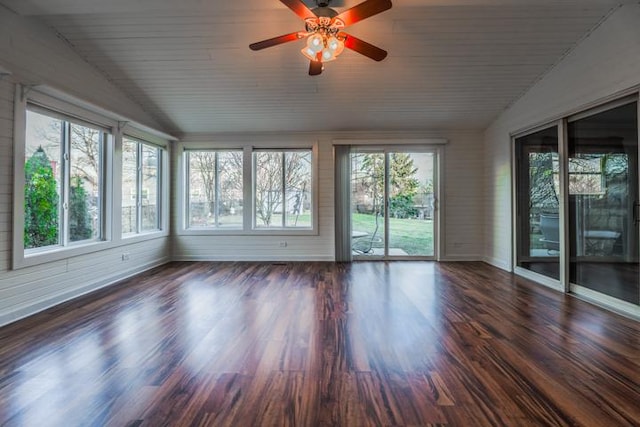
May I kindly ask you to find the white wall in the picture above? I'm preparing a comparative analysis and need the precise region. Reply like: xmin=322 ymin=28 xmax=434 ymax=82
xmin=483 ymin=3 xmax=640 ymax=270
xmin=173 ymin=130 xmax=485 ymax=262
xmin=0 ymin=9 xmax=171 ymax=326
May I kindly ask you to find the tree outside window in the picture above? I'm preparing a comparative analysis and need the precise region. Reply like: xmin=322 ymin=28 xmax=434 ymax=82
xmin=24 ymin=109 xmax=103 ymax=250
xmin=187 ymin=150 xmax=243 ymax=228
xmin=122 ymin=137 xmax=162 ymax=235
xmin=254 ymin=150 xmax=312 ymax=228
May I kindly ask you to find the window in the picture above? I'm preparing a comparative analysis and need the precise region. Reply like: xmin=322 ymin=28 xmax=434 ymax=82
xmin=253 ymin=150 xmax=312 ymax=229
xmin=185 ymin=150 xmax=243 ymax=229
xmin=24 ymin=107 xmax=106 ymax=251
xmin=122 ymin=137 xmax=162 ymax=235
xmin=15 ymin=87 xmax=171 ymax=269
xmin=180 ymin=145 xmax=316 ymax=234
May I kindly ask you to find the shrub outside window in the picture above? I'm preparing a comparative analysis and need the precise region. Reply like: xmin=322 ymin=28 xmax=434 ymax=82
xmin=24 ymin=108 xmax=105 ymax=251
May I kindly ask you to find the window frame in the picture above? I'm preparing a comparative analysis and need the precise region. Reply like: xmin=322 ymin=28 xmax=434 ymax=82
xmin=252 ymin=148 xmax=314 ymax=230
xmin=14 ymin=96 xmax=113 ymax=268
xmin=184 ymin=149 xmax=245 ymax=230
xmin=121 ymin=135 xmax=165 ymax=237
xmin=22 ymin=107 xmax=107 ymax=251
xmin=13 ymin=87 xmax=171 ymax=270
xmin=178 ymin=141 xmax=318 ymax=236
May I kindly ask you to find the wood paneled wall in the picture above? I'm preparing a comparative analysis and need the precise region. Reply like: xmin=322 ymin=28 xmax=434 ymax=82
xmin=0 ymin=10 xmax=172 ymax=326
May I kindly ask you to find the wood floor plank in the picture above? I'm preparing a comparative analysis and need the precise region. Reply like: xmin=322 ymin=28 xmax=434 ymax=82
xmin=0 ymin=261 xmax=639 ymax=426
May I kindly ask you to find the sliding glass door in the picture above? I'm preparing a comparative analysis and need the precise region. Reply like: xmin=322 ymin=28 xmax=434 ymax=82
xmin=568 ymin=101 xmax=639 ymax=304
xmin=350 ymin=148 xmax=437 ymax=259
xmin=351 ymin=151 xmax=386 ymax=255
xmin=515 ymin=126 xmax=560 ymax=280
xmin=515 ymin=98 xmax=639 ymax=310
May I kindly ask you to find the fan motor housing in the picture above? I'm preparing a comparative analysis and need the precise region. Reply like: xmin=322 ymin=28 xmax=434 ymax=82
xmin=312 ymin=6 xmax=338 ymax=18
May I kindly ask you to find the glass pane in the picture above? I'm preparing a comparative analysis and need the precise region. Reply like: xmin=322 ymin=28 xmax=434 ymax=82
xmin=69 ymin=123 xmax=102 ymax=242
xmin=515 ymin=126 xmax=560 ymax=280
xmin=284 ymin=151 xmax=312 ymax=227
xmin=569 ymin=102 xmax=639 ymax=304
xmin=188 ymin=151 xmax=216 ymax=227
xmin=218 ymin=151 xmax=243 ymax=228
xmin=388 ymin=152 xmax=435 ymax=256
xmin=188 ymin=151 xmax=243 ymax=228
xmin=351 ymin=152 xmax=385 ymax=255
xmin=254 ymin=152 xmax=283 ymax=228
xmin=141 ymin=144 xmax=159 ymax=231
xmin=121 ymin=139 xmax=138 ymax=234
xmin=24 ymin=110 xmax=62 ymax=249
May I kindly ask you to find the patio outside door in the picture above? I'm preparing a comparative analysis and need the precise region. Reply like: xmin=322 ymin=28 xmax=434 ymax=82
xmin=350 ymin=148 xmax=437 ymax=259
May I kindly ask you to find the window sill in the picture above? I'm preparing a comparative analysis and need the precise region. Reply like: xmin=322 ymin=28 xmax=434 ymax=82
xmin=14 ymin=231 xmax=169 ymax=270
xmin=122 ymin=229 xmax=168 ymax=243
xmin=178 ymin=228 xmax=318 ymax=237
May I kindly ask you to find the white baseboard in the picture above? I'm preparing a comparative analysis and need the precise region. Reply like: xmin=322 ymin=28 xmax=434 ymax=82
xmin=439 ymin=255 xmax=483 ymax=262
xmin=482 ymin=256 xmax=512 ymax=271
xmin=172 ymin=255 xmax=335 ymax=262
xmin=0 ymin=257 xmax=171 ymax=327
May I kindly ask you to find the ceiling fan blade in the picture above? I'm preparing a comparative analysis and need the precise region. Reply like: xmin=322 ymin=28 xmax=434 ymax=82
xmin=280 ymin=0 xmax=317 ymax=20
xmin=309 ymin=60 xmax=323 ymax=76
xmin=334 ymin=0 xmax=392 ymax=26
xmin=342 ymin=33 xmax=387 ymax=61
xmin=249 ymin=32 xmax=303 ymax=51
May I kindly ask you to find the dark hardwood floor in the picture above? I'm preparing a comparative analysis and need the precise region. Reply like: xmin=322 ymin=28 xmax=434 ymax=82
xmin=1 ymin=261 xmax=639 ymax=426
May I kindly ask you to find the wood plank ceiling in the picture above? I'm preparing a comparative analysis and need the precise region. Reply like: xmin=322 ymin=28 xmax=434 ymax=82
xmin=0 ymin=0 xmax=623 ymax=135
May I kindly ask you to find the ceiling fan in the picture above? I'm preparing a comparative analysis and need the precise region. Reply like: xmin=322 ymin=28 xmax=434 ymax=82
xmin=249 ymin=0 xmax=392 ymax=76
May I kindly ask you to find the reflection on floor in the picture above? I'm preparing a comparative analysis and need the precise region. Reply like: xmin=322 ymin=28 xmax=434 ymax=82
xmin=2 ymin=261 xmax=640 ymax=425
xmin=522 ymin=261 xmax=639 ymax=304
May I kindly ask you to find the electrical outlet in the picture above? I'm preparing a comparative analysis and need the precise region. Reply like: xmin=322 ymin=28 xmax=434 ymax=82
xmin=122 ymin=253 xmax=130 ymax=261
xmin=279 ymin=241 xmax=287 ymax=248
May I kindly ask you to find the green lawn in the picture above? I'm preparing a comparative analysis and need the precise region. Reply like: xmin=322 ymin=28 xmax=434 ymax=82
xmin=351 ymin=213 xmax=434 ymax=256
xmin=194 ymin=212 xmax=433 ymax=255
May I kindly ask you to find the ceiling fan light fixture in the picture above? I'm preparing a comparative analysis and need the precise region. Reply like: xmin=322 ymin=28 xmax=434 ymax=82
xmin=327 ymin=36 xmax=344 ymax=55
xmin=301 ymin=47 xmax=317 ymax=61
xmin=301 ymin=33 xmax=344 ymax=62
xmin=250 ymin=0 xmax=392 ymax=75
xmin=307 ymin=34 xmax=324 ymax=51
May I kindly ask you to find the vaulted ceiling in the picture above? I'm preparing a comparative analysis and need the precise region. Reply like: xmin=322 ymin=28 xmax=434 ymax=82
xmin=0 ymin=0 xmax=626 ymax=135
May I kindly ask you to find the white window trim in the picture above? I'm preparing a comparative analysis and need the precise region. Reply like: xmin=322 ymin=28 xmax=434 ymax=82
xmin=12 ymin=85 xmax=170 ymax=270
xmin=115 ymin=125 xmax=170 ymax=242
xmin=252 ymin=148 xmax=316 ymax=232
xmin=177 ymin=141 xmax=319 ymax=236
xmin=184 ymin=149 xmax=245 ymax=231
xmin=121 ymin=135 xmax=166 ymax=237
